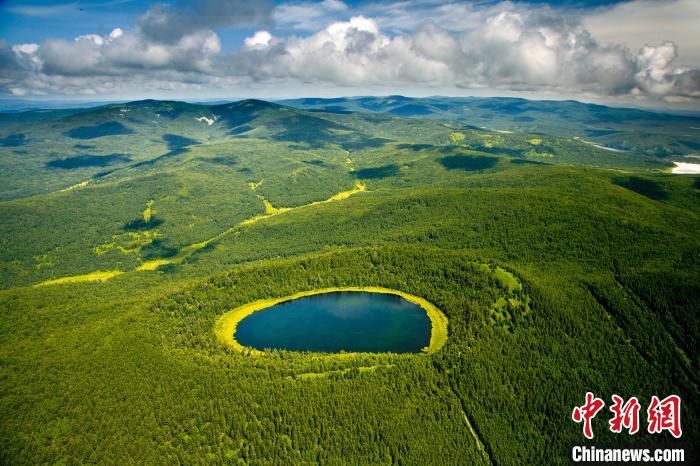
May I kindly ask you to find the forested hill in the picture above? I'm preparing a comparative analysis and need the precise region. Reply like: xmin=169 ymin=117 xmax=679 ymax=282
xmin=280 ymin=95 xmax=700 ymax=156
xmin=2 ymin=97 xmax=697 ymax=200
xmin=0 ymin=95 xmax=698 ymax=464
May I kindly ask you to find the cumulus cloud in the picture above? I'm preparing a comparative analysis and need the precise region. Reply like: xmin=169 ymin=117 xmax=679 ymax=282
xmin=37 ymin=27 xmax=221 ymax=76
xmin=230 ymin=9 xmax=699 ymax=100
xmin=0 ymin=24 xmax=224 ymax=97
xmin=1 ymin=0 xmax=698 ymax=103
xmin=454 ymin=11 xmax=638 ymax=93
xmin=244 ymin=31 xmax=274 ymax=49
xmin=584 ymin=0 xmax=700 ymax=66
xmin=633 ymin=42 xmax=700 ymax=98
xmin=233 ymin=16 xmax=451 ymax=86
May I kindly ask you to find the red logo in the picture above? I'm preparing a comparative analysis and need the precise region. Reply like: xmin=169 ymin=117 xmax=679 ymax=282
xmin=572 ymin=393 xmax=681 ymax=439
xmin=572 ymin=392 xmax=605 ymax=439
xmin=609 ymin=395 xmax=641 ymax=435
xmin=647 ymin=395 xmax=682 ymax=438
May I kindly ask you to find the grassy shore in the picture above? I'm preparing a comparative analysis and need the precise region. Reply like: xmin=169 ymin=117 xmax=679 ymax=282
xmin=214 ymin=286 xmax=448 ymax=355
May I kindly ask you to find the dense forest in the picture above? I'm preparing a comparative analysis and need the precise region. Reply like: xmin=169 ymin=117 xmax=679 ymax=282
xmin=0 ymin=98 xmax=698 ymax=464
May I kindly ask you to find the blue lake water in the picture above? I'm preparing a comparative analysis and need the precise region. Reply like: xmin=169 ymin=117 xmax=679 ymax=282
xmin=235 ymin=291 xmax=432 ymax=353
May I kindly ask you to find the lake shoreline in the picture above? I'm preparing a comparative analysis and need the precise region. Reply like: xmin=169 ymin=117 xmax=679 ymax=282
xmin=214 ymin=286 xmax=449 ymax=356
xmin=672 ymin=161 xmax=700 ymax=174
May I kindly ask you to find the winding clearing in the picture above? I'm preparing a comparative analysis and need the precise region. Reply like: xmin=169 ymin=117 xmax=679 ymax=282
xmin=34 ymin=270 xmax=124 ymax=286
xmin=37 ymin=181 xmax=368 ymax=284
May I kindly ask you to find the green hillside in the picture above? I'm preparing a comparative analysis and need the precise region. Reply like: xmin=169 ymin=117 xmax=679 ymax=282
xmin=1 ymin=97 xmax=686 ymax=201
xmin=0 ymin=98 xmax=698 ymax=464
xmin=282 ymin=96 xmax=700 ymax=158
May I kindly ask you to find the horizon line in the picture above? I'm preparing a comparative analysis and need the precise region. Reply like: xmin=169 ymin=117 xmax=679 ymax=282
xmin=1 ymin=95 xmax=699 ymax=116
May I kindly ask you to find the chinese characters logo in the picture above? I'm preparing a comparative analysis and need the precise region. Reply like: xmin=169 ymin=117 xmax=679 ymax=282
xmin=572 ymin=392 xmax=681 ymax=439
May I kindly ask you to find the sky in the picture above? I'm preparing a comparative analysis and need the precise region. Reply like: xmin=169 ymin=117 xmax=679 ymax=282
xmin=0 ymin=0 xmax=699 ymax=108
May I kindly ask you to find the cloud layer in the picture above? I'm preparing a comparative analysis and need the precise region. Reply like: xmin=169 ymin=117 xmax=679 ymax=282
xmin=1 ymin=0 xmax=698 ymax=104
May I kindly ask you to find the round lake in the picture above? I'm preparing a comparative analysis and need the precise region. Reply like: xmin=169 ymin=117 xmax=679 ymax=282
xmin=235 ymin=291 xmax=432 ymax=353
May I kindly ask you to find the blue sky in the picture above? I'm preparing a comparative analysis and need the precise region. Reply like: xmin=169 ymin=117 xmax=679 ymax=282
xmin=0 ymin=0 xmax=698 ymax=107
xmin=1 ymin=1 xmax=144 ymax=44
xmin=0 ymin=1 xmax=631 ymax=45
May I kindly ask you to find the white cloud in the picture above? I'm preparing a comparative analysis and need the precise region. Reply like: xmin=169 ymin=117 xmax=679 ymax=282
xmin=583 ymin=0 xmax=700 ymax=67
xmin=33 ymin=27 xmax=221 ymax=76
xmin=237 ymin=16 xmax=450 ymax=85
xmin=244 ymin=31 xmax=273 ymax=49
xmin=1 ymin=0 xmax=698 ymax=105
xmin=243 ymin=7 xmax=698 ymax=100
xmin=635 ymin=42 xmax=700 ymax=98
xmin=11 ymin=43 xmax=42 ymax=72
xmin=6 ymin=2 xmax=79 ymax=17
xmin=109 ymin=28 xmax=124 ymax=40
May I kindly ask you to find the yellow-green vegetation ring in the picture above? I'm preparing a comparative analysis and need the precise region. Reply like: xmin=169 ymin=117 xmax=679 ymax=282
xmin=214 ymin=286 xmax=448 ymax=356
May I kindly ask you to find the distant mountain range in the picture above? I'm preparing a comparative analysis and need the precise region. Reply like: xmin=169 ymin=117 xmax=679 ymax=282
xmin=1 ymin=96 xmax=698 ymax=200
xmin=280 ymin=96 xmax=700 ymax=154
xmin=3 ymin=95 xmax=699 ymax=155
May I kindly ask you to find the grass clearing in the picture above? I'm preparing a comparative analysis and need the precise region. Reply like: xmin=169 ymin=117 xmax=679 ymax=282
xmin=59 ymin=180 xmax=91 ymax=192
xmin=261 ymin=198 xmax=292 ymax=215
xmin=143 ymin=200 xmax=154 ymax=222
xmin=316 ymin=181 xmax=366 ymax=203
xmin=35 ymin=270 xmax=124 ymax=286
xmin=135 ymin=259 xmax=175 ymax=271
xmin=94 ymin=230 xmax=161 ymax=256
xmin=138 ymin=182 xmax=367 ymax=271
xmin=449 ymin=132 xmax=465 ymax=143
xmin=494 ymin=267 xmax=522 ymax=293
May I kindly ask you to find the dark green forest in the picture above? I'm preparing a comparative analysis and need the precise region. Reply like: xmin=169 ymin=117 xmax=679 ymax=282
xmin=0 ymin=97 xmax=698 ymax=464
